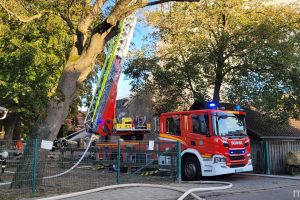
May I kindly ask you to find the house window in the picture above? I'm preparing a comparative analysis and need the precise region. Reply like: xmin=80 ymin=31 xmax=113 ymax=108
xmin=191 ymin=114 xmax=209 ymax=135
xmin=166 ymin=116 xmax=181 ymax=136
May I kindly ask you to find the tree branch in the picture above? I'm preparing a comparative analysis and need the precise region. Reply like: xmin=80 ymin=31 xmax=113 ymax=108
xmin=78 ymin=0 xmax=107 ymax=35
xmin=75 ymin=0 xmax=107 ymax=53
xmin=0 ymin=1 xmax=45 ymax=22
xmin=146 ymin=0 xmax=199 ymax=7
xmin=60 ymin=13 xmax=75 ymax=33
xmin=178 ymin=49 xmax=202 ymax=100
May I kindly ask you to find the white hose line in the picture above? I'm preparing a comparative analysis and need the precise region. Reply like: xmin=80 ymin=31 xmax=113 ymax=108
xmin=38 ymin=181 xmax=233 ymax=200
xmin=37 ymin=183 xmax=203 ymax=200
xmin=177 ymin=181 xmax=233 ymax=200
xmin=0 ymin=136 xmax=93 ymax=186
xmin=0 ymin=181 xmax=10 ymax=186
xmin=43 ymin=137 xmax=93 ymax=179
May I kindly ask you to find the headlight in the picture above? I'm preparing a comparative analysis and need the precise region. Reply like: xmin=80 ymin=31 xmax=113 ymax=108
xmin=247 ymin=154 xmax=252 ymax=164
xmin=214 ymin=156 xmax=226 ymax=163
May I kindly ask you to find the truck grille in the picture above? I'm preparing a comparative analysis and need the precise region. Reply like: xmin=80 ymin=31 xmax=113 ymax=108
xmin=230 ymin=164 xmax=245 ymax=168
xmin=229 ymin=155 xmax=245 ymax=161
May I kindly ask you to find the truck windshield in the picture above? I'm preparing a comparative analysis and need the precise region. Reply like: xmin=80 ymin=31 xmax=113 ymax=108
xmin=213 ymin=112 xmax=246 ymax=137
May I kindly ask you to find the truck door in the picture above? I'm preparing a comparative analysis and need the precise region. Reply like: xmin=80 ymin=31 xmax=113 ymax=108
xmin=159 ymin=114 xmax=188 ymax=146
xmin=187 ymin=113 xmax=214 ymax=156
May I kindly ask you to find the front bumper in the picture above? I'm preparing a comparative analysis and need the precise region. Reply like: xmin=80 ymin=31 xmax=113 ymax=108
xmin=202 ymin=162 xmax=253 ymax=176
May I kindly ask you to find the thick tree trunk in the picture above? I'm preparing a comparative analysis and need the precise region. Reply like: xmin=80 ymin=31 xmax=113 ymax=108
xmin=213 ymin=80 xmax=222 ymax=103
xmin=11 ymin=32 xmax=108 ymax=189
xmin=3 ymin=113 xmax=18 ymax=141
xmin=213 ymin=64 xmax=224 ymax=104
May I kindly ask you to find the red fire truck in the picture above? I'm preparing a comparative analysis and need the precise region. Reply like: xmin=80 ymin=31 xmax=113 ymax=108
xmin=94 ymin=104 xmax=253 ymax=180
xmin=158 ymin=105 xmax=253 ymax=180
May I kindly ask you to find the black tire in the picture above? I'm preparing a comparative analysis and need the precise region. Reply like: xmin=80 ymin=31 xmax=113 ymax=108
xmin=1 ymin=167 xmax=4 ymax=173
xmin=182 ymin=156 xmax=201 ymax=181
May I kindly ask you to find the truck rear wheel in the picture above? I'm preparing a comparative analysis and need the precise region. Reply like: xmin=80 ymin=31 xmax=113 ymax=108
xmin=182 ymin=156 xmax=201 ymax=181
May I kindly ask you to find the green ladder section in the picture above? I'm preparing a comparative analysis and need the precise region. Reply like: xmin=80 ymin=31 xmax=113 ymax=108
xmin=84 ymin=12 xmax=137 ymax=133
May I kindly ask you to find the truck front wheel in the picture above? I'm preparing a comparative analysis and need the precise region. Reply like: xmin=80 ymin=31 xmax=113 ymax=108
xmin=182 ymin=156 xmax=201 ymax=181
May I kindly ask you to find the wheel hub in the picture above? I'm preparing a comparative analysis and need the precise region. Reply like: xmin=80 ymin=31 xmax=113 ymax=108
xmin=184 ymin=162 xmax=196 ymax=178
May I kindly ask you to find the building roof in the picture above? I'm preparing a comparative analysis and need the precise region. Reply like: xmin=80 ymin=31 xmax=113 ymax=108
xmin=220 ymin=103 xmax=300 ymax=140
xmin=246 ymin=109 xmax=300 ymax=140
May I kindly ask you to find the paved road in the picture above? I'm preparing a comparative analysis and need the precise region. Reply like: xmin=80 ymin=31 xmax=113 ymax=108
xmin=209 ymin=185 xmax=300 ymax=200
xmin=45 ymin=174 xmax=300 ymax=200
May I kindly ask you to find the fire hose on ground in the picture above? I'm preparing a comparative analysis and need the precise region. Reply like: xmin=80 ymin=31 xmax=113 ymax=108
xmin=38 ymin=181 xmax=233 ymax=200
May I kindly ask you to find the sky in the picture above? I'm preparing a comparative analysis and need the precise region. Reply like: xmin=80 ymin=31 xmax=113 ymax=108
xmin=116 ymin=12 xmax=154 ymax=99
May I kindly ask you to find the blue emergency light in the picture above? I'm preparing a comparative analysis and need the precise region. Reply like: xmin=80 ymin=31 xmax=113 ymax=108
xmin=98 ymin=119 xmax=104 ymax=125
xmin=208 ymin=102 xmax=217 ymax=109
xmin=230 ymin=150 xmax=245 ymax=154
xmin=235 ymin=105 xmax=241 ymax=111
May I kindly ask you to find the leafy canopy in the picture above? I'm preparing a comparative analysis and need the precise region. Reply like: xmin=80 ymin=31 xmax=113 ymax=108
xmin=125 ymin=0 xmax=300 ymax=123
xmin=0 ymin=9 xmax=72 ymax=118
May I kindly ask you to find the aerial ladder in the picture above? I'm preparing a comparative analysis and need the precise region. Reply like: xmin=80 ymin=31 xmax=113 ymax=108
xmin=84 ymin=11 xmax=150 ymax=140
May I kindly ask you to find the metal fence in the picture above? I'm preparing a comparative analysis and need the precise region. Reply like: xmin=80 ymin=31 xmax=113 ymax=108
xmin=0 ymin=139 xmax=180 ymax=200
xmin=251 ymin=140 xmax=300 ymax=174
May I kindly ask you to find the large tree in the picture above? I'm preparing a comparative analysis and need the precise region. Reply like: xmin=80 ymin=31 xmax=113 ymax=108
xmin=124 ymin=0 xmax=300 ymax=122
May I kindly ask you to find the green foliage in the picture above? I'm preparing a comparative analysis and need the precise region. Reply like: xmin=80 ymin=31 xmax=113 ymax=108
xmin=0 ymin=0 xmax=107 ymax=136
xmin=125 ymin=0 xmax=300 ymax=122
xmin=0 ymin=8 xmax=72 ymax=131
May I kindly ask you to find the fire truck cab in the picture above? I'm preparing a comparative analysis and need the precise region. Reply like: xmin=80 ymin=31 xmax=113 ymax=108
xmin=159 ymin=107 xmax=253 ymax=180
